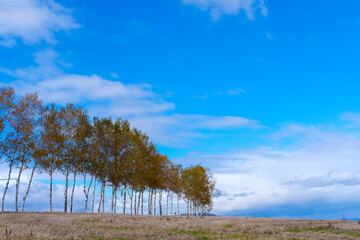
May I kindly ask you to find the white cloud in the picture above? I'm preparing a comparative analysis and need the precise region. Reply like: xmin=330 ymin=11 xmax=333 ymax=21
xmin=12 ymin=75 xmax=176 ymax=118
xmin=174 ymin=121 xmax=360 ymax=216
xmin=193 ymin=88 xmax=247 ymax=99
xmin=341 ymin=112 xmax=360 ymax=128
xmin=182 ymin=0 xmax=268 ymax=21
xmin=227 ymin=88 xmax=247 ymax=95
xmin=0 ymin=0 xmax=80 ymax=46
xmin=1 ymin=49 xmax=260 ymax=147
xmin=1 ymin=49 xmax=174 ymax=117
xmin=1 ymin=48 xmax=63 ymax=80
xmin=130 ymin=114 xmax=260 ymax=147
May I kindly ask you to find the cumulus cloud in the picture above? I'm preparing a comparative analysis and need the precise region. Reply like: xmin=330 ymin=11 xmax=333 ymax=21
xmin=130 ymin=114 xmax=260 ymax=146
xmin=177 ymin=121 xmax=360 ymax=217
xmin=182 ymin=0 xmax=268 ymax=21
xmin=1 ymin=49 xmax=174 ymax=118
xmin=13 ymin=74 xmax=175 ymax=117
xmin=1 ymin=49 xmax=260 ymax=147
xmin=0 ymin=0 xmax=80 ymax=46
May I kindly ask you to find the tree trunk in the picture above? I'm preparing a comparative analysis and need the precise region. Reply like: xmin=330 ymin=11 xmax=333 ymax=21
xmin=92 ymin=178 xmax=96 ymax=213
xmin=120 ymin=189 xmax=123 ymax=213
xmin=166 ymin=191 xmax=169 ymax=215
xmin=129 ymin=189 xmax=133 ymax=215
xmin=177 ymin=195 xmax=180 ymax=216
xmin=195 ymin=202 xmax=197 ymax=216
xmin=159 ymin=190 xmax=162 ymax=216
xmin=114 ymin=186 xmax=117 ymax=214
xmin=101 ymin=182 xmax=105 ymax=213
xmin=153 ymin=189 xmax=157 ymax=216
xmin=137 ymin=191 xmax=141 ymax=215
xmin=123 ymin=186 xmax=127 ymax=214
xmin=22 ymin=164 xmax=37 ymax=212
xmin=84 ymin=175 xmax=93 ymax=213
xmin=111 ymin=185 xmax=114 ymax=213
xmin=148 ymin=190 xmax=151 ymax=215
xmin=64 ymin=171 xmax=69 ymax=213
xmin=49 ymin=171 xmax=53 ymax=212
xmin=83 ymin=173 xmax=87 ymax=212
xmin=2 ymin=161 xmax=13 ymax=212
xmin=141 ymin=191 xmax=144 ymax=215
xmin=98 ymin=181 xmax=103 ymax=213
xmin=70 ymin=171 xmax=76 ymax=213
xmin=189 ymin=200 xmax=191 ymax=217
xmin=15 ymin=162 xmax=24 ymax=212
xmin=171 ymin=192 xmax=173 ymax=216
xmin=133 ymin=191 xmax=136 ymax=215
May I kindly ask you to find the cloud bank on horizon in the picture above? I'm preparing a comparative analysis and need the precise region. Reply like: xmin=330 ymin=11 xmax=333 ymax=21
xmin=1 ymin=0 xmax=360 ymax=219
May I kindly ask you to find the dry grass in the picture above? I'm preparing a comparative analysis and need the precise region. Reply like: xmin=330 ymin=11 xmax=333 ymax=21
xmin=0 ymin=213 xmax=360 ymax=239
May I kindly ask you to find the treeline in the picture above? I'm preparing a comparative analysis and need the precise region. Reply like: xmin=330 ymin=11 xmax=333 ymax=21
xmin=0 ymin=87 xmax=215 ymax=216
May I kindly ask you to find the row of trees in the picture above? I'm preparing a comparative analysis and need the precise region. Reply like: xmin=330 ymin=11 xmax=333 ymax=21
xmin=0 ymin=87 xmax=215 ymax=216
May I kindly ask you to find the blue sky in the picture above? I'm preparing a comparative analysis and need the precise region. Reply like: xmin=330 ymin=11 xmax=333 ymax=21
xmin=2 ymin=0 xmax=360 ymax=219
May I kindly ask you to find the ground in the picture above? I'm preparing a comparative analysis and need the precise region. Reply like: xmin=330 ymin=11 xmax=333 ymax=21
xmin=0 ymin=212 xmax=360 ymax=239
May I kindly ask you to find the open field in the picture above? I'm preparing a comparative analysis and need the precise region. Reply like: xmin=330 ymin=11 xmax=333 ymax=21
xmin=0 ymin=213 xmax=360 ymax=240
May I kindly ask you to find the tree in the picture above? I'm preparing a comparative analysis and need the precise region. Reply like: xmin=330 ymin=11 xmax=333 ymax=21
xmin=0 ymin=88 xmax=216 ymax=214
xmin=59 ymin=103 xmax=86 ymax=213
xmin=108 ymin=119 xmax=132 ymax=214
xmin=92 ymin=117 xmax=112 ymax=213
xmin=11 ymin=93 xmax=43 ymax=212
xmin=36 ymin=104 xmax=64 ymax=212
xmin=168 ymin=163 xmax=182 ymax=215
xmin=130 ymin=128 xmax=149 ymax=215
xmin=73 ymin=110 xmax=93 ymax=213
xmin=0 ymin=87 xmax=15 ymax=212
xmin=181 ymin=165 xmax=215 ymax=216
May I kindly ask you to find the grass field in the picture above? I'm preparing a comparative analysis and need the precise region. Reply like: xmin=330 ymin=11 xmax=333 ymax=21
xmin=0 ymin=213 xmax=360 ymax=239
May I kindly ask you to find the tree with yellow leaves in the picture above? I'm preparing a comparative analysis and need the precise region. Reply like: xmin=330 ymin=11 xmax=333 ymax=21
xmin=0 ymin=87 xmax=16 ymax=212
xmin=181 ymin=165 xmax=215 ymax=216
xmin=36 ymin=104 xmax=65 ymax=212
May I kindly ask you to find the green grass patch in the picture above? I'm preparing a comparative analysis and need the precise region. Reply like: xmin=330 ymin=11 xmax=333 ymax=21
xmin=226 ymin=234 xmax=257 ymax=239
xmin=84 ymin=219 xmax=102 ymax=223
xmin=304 ymin=226 xmax=332 ymax=232
xmin=287 ymin=226 xmax=360 ymax=238
xmin=286 ymin=226 xmax=332 ymax=233
xmin=223 ymin=224 xmax=234 ymax=228
xmin=345 ymin=232 xmax=360 ymax=237
xmin=196 ymin=237 xmax=211 ymax=240
xmin=84 ymin=237 xmax=133 ymax=240
xmin=101 ymin=225 xmax=141 ymax=231
xmin=169 ymin=228 xmax=211 ymax=236
xmin=169 ymin=228 xmax=259 ymax=239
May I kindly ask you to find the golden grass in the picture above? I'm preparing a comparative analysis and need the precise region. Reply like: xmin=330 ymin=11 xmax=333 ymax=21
xmin=0 ymin=212 xmax=360 ymax=239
